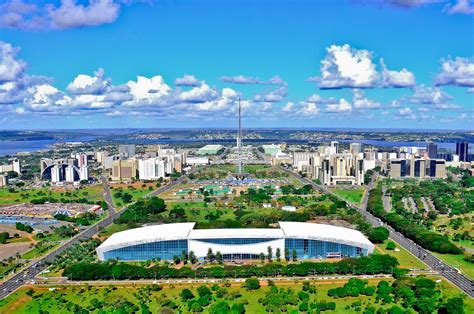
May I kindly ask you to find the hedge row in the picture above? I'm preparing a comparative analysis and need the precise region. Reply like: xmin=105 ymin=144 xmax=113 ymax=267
xmin=63 ymin=254 xmax=399 ymax=281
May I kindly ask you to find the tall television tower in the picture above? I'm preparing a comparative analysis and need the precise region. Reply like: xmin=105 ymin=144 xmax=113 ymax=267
xmin=237 ymin=97 xmax=243 ymax=175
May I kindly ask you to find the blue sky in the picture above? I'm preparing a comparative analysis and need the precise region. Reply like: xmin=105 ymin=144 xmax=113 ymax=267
xmin=0 ymin=0 xmax=473 ymax=129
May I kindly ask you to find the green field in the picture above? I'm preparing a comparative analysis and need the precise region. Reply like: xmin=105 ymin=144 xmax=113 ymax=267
xmin=373 ymin=239 xmax=427 ymax=270
xmin=0 ymin=185 xmax=104 ymax=205
xmin=0 ymin=276 xmax=470 ymax=314
xmin=21 ymin=243 xmax=60 ymax=260
xmin=110 ymin=183 xmax=156 ymax=207
xmin=330 ymin=188 xmax=365 ymax=204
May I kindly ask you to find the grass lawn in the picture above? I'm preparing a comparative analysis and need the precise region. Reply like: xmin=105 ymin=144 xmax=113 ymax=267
xmin=432 ymin=252 xmax=473 ymax=280
xmin=110 ymin=182 xmax=157 ymax=207
xmin=1 ymin=277 xmax=471 ymax=314
xmin=21 ymin=243 xmax=60 ymax=260
xmin=98 ymin=223 xmax=135 ymax=238
xmin=330 ymin=188 xmax=365 ymax=204
xmin=0 ymin=185 xmax=104 ymax=205
xmin=373 ymin=239 xmax=427 ymax=270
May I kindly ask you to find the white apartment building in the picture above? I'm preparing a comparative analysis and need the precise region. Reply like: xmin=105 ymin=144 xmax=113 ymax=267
xmin=138 ymin=158 xmax=166 ymax=180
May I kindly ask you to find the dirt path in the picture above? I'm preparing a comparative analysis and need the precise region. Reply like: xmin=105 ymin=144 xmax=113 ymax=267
xmin=1 ymin=295 xmax=32 ymax=314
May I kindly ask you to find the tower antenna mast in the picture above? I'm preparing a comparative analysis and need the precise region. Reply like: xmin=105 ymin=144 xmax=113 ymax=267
xmin=237 ymin=97 xmax=243 ymax=175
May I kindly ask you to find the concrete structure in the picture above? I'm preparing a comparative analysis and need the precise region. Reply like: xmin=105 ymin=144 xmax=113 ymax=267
xmin=0 ymin=174 xmax=8 ymax=187
xmin=281 ymin=205 xmax=296 ymax=212
xmin=427 ymin=142 xmax=438 ymax=159
xmin=111 ymin=159 xmax=137 ymax=181
xmin=138 ymin=158 xmax=166 ymax=181
xmin=349 ymin=143 xmax=363 ymax=155
xmin=0 ymin=159 xmax=21 ymax=175
xmin=308 ymin=153 xmax=365 ymax=186
xmin=95 ymin=151 xmax=108 ymax=164
xmin=97 ymin=222 xmax=374 ymax=261
xmin=119 ymin=144 xmax=136 ymax=159
xmin=197 ymin=145 xmax=224 ymax=156
xmin=186 ymin=156 xmax=209 ymax=165
xmin=456 ymin=142 xmax=469 ymax=162
xmin=389 ymin=158 xmax=446 ymax=179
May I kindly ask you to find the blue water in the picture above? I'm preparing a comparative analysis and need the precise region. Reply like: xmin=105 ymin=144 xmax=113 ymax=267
xmin=1 ymin=137 xmax=471 ymax=157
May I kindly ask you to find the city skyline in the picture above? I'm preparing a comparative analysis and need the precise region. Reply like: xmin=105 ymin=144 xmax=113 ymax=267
xmin=0 ymin=0 xmax=473 ymax=130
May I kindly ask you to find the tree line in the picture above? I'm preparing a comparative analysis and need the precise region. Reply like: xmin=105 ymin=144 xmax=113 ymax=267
xmin=366 ymin=187 xmax=462 ymax=254
xmin=63 ymin=254 xmax=399 ymax=280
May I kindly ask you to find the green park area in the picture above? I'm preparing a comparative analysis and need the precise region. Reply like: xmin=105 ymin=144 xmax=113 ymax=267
xmin=0 ymin=276 xmax=471 ymax=314
xmin=110 ymin=182 xmax=158 ymax=207
xmin=373 ymin=239 xmax=427 ymax=271
xmin=366 ymin=180 xmax=474 ymax=282
xmin=0 ymin=185 xmax=104 ymax=205
xmin=329 ymin=188 xmax=365 ymax=204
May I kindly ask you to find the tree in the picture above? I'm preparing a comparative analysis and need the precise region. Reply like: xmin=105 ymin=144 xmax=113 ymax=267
xmin=368 ymin=227 xmax=390 ymax=243
xmin=180 ymin=288 xmax=194 ymax=301
xmin=181 ymin=250 xmax=188 ymax=264
xmin=439 ymin=297 xmax=464 ymax=314
xmin=189 ymin=251 xmax=197 ymax=264
xmin=267 ymin=246 xmax=273 ymax=262
xmin=197 ymin=285 xmax=212 ymax=298
xmin=259 ymin=253 xmax=265 ymax=263
xmin=285 ymin=248 xmax=290 ymax=261
xmin=215 ymin=251 xmax=222 ymax=264
xmin=172 ymin=255 xmax=180 ymax=264
xmin=386 ymin=241 xmax=396 ymax=250
xmin=244 ymin=278 xmax=260 ymax=290
xmin=275 ymin=248 xmax=281 ymax=262
xmin=292 ymin=249 xmax=297 ymax=261
xmin=207 ymin=248 xmax=214 ymax=261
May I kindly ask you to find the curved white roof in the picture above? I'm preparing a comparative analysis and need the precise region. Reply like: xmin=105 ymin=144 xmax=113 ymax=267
xmin=189 ymin=228 xmax=284 ymax=239
xmin=279 ymin=221 xmax=374 ymax=251
xmin=96 ymin=222 xmax=195 ymax=258
xmin=97 ymin=221 xmax=374 ymax=260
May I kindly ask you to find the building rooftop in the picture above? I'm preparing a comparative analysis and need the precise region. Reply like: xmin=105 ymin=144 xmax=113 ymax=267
xmin=188 ymin=228 xmax=284 ymax=239
xmin=278 ymin=221 xmax=373 ymax=251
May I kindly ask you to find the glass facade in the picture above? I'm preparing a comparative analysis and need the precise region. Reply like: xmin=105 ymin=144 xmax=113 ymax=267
xmin=196 ymin=238 xmax=278 ymax=245
xmin=285 ymin=238 xmax=366 ymax=259
xmin=103 ymin=240 xmax=187 ymax=261
xmin=101 ymin=238 xmax=368 ymax=261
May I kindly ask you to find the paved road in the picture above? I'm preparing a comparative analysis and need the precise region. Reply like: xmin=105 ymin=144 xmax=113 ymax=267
xmin=100 ymin=175 xmax=115 ymax=216
xmin=0 ymin=170 xmax=197 ymax=300
xmin=282 ymin=168 xmax=474 ymax=297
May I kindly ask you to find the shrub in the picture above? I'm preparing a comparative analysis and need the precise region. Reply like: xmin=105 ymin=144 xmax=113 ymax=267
xmin=386 ymin=241 xmax=396 ymax=250
xmin=244 ymin=278 xmax=260 ymax=290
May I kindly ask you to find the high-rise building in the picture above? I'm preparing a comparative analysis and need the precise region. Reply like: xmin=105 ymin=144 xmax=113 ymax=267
xmin=119 ymin=145 xmax=136 ymax=159
xmin=138 ymin=158 xmax=166 ymax=180
xmin=65 ymin=166 xmax=75 ymax=182
xmin=427 ymin=142 xmax=438 ymax=159
xmin=390 ymin=158 xmax=446 ymax=179
xmin=456 ymin=142 xmax=469 ymax=162
xmin=349 ymin=143 xmax=363 ymax=155
xmin=51 ymin=165 xmax=61 ymax=183
xmin=112 ymin=159 xmax=137 ymax=181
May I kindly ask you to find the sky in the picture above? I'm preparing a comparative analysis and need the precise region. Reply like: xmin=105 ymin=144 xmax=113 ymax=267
xmin=0 ymin=0 xmax=473 ymax=130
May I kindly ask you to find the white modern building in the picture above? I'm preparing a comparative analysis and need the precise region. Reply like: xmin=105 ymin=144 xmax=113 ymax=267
xmin=138 ymin=158 xmax=166 ymax=180
xmin=96 ymin=222 xmax=374 ymax=261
